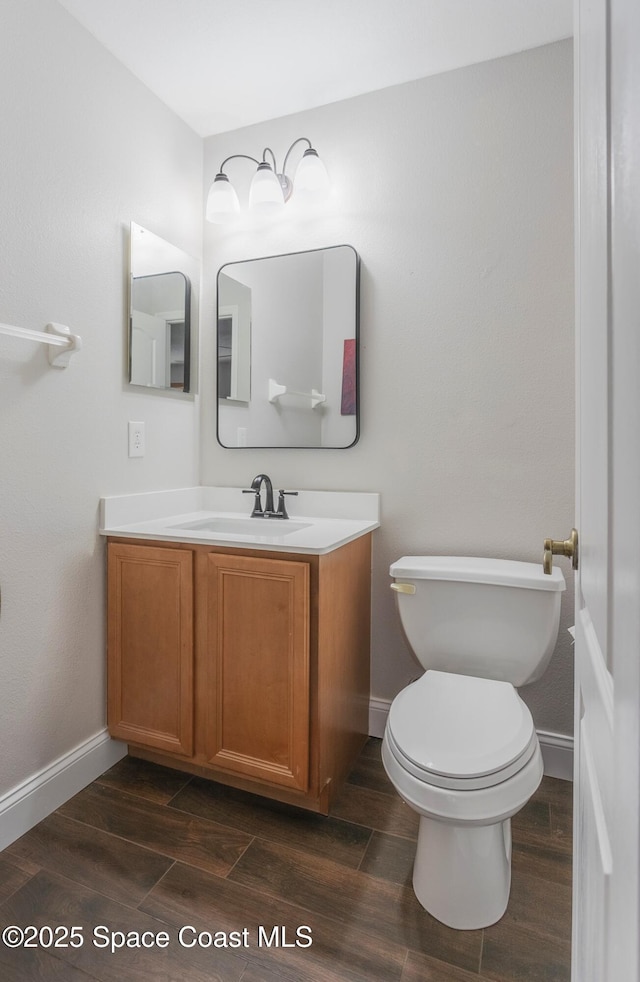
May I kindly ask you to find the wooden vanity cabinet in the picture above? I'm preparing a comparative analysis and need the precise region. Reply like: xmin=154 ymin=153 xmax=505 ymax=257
xmin=107 ymin=533 xmax=372 ymax=814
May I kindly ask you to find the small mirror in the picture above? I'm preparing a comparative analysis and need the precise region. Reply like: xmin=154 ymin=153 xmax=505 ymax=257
xmin=129 ymin=223 xmax=197 ymax=392
xmin=217 ymin=245 xmax=359 ymax=448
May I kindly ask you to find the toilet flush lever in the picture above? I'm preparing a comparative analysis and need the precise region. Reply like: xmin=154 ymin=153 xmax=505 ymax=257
xmin=391 ymin=582 xmax=416 ymax=595
xmin=543 ymin=528 xmax=579 ymax=574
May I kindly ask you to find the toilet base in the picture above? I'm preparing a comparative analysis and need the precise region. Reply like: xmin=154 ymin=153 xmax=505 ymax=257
xmin=413 ymin=814 xmax=512 ymax=930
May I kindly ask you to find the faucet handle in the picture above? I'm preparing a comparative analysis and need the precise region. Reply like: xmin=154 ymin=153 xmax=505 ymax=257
xmin=242 ymin=488 xmax=263 ymax=516
xmin=276 ymin=489 xmax=298 ymax=519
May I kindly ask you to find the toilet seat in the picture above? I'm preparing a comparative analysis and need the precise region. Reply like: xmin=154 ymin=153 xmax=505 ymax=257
xmin=386 ymin=670 xmax=537 ymax=791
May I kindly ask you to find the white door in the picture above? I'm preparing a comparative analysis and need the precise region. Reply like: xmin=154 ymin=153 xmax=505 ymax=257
xmin=573 ymin=1 xmax=640 ymax=979
xmin=130 ymin=310 xmax=169 ymax=387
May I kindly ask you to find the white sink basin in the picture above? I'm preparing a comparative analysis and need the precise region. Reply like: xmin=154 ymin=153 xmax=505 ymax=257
xmin=169 ymin=517 xmax=311 ymax=536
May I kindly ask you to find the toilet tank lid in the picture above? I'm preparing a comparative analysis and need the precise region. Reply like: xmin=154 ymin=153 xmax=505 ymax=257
xmin=390 ymin=556 xmax=566 ymax=591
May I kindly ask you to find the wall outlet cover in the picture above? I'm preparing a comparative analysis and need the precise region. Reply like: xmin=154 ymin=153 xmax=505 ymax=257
xmin=128 ymin=421 xmax=145 ymax=458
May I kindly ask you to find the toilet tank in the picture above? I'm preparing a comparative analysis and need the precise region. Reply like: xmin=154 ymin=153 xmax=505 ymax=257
xmin=390 ymin=556 xmax=566 ymax=687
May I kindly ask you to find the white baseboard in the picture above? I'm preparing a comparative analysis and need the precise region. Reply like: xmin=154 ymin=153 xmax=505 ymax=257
xmin=536 ymin=729 xmax=574 ymax=782
xmin=369 ymin=697 xmax=392 ymax=739
xmin=369 ymin=698 xmax=574 ymax=782
xmin=0 ymin=729 xmax=127 ymax=852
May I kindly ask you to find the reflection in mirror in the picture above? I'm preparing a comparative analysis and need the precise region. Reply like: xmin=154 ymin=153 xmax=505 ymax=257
xmin=217 ymin=245 xmax=359 ymax=449
xmin=129 ymin=223 xmax=198 ymax=392
xmin=217 ymin=273 xmax=251 ymax=403
xmin=131 ymin=272 xmax=190 ymax=390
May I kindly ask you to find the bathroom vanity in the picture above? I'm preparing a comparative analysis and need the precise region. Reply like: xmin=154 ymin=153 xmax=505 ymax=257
xmin=100 ymin=487 xmax=379 ymax=814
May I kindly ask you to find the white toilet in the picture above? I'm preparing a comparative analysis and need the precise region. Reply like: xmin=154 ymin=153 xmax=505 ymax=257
xmin=382 ymin=555 xmax=565 ymax=930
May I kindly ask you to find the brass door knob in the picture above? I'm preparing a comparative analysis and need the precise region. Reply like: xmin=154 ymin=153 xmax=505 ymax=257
xmin=543 ymin=528 xmax=579 ymax=574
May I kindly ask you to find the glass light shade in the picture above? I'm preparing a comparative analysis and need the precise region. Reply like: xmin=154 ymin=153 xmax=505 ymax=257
xmin=206 ymin=174 xmax=240 ymax=224
xmin=249 ymin=162 xmax=285 ymax=215
xmin=293 ymin=148 xmax=330 ymax=202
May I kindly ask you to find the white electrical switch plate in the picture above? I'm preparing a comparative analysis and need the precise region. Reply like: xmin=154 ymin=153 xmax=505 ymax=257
xmin=128 ymin=421 xmax=145 ymax=458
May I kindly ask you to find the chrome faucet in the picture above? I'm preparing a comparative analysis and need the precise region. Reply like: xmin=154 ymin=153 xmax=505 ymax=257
xmin=243 ymin=474 xmax=298 ymax=518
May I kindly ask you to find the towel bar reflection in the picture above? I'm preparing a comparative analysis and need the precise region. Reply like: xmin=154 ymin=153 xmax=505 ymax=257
xmin=268 ymin=377 xmax=326 ymax=409
xmin=0 ymin=321 xmax=82 ymax=368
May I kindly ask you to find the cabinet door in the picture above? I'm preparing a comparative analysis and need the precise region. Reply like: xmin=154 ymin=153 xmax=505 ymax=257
xmin=205 ymin=553 xmax=310 ymax=791
xmin=108 ymin=543 xmax=193 ymax=755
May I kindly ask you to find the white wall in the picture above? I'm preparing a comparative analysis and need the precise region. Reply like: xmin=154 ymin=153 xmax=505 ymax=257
xmin=0 ymin=0 xmax=202 ymax=799
xmin=201 ymin=40 xmax=575 ymax=735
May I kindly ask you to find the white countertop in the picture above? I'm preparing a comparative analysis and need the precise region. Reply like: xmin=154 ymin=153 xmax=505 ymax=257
xmin=99 ymin=487 xmax=380 ymax=555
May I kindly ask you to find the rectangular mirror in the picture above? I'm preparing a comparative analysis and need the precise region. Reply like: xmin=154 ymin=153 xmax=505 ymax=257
xmin=129 ymin=222 xmax=197 ymax=392
xmin=217 ymin=245 xmax=359 ymax=448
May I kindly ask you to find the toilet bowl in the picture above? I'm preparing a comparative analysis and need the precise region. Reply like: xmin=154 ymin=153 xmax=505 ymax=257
xmin=383 ymin=556 xmax=565 ymax=929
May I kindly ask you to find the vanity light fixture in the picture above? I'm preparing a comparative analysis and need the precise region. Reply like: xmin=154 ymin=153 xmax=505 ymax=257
xmin=205 ymin=137 xmax=330 ymax=225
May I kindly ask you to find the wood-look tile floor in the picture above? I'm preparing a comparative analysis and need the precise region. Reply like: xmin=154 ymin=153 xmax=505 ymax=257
xmin=0 ymin=739 xmax=572 ymax=981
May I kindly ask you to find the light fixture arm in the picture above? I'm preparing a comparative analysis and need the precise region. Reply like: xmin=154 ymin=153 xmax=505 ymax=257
xmin=260 ymin=147 xmax=288 ymax=195
xmin=281 ymin=137 xmax=313 ymax=177
xmin=261 ymin=147 xmax=278 ymax=171
xmin=218 ymin=153 xmax=261 ymax=176
xmin=258 ymin=140 xmax=313 ymax=176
